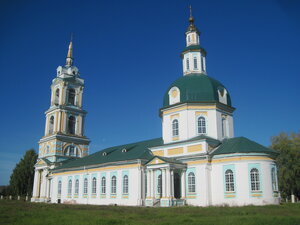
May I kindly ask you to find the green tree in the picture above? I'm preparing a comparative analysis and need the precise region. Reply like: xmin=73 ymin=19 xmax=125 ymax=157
xmin=271 ymin=132 xmax=300 ymax=199
xmin=9 ymin=149 xmax=38 ymax=196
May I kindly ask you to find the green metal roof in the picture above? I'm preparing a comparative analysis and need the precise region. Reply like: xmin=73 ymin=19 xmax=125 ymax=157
xmin=155 ymin=134 xmax=220 ymax=147
xmin=163 ymin=73 xmax=232 ymax=107
xmin=181 ymin=45 xmax=206 ymax=56
xmin=211 ymin=137 xmax=278 ymax=156
xmin=53 ymin=138 xmax=163 ymax=172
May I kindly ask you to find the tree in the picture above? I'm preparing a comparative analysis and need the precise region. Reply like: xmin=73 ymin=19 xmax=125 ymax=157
xmin=271 ymin=132 xmax=300 ymax=199
xmin=9 ymin=149 xmax=38 ymax=196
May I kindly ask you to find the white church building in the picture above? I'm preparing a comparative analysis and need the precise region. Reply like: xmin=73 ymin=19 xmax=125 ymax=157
xmin=31 ymin=10 xmax=280 ymax=207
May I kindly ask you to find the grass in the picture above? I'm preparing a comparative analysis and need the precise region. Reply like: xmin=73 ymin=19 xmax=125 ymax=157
xmin=0 ymin=200 xmax=300 ymax=225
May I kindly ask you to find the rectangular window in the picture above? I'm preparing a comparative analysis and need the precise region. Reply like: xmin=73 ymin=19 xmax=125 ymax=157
xmin=186 ymin=58 xmax=190 ymax=70
xmin=194 ymin=57 xmax=198 ymax=69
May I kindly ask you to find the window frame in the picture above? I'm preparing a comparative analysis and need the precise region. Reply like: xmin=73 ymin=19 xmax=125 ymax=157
xmin=186 ymin=58 xmax=190 ymax=70
xmin=250 ymin=168 xmax=260 ymax=191
xmin=75 ymin=179 xmax=79 ymax=195
xmin=101 ymin=177 xmax=106 ymax=194
xmin=193 ymin=56 xmax=198 ymax=69
xmin=197 ymin=116 xmax=207 ymax=134
xmin=188 ymin=172 xmax=196 ymax=193
xmin=49 ymin=116 xmax=54 ymax=134
xmin=157 ymin=174 xmax=162 ymax=196
xmin=225 ymin=169 xmax=235 ymax=192
xmin=68 ymin=88 xmax=76 ymax=105
xmin=92 ymin=177 xmax=97 ymax=195
xmin=271 ymin=167 xmax=278 ymax=192
xmin=123 ymin=175 xmax=129 ymax=195
xmin=58 ymin=180 xmax=62 ymax=195
xmin=111 ymin=176 xmax=117 ymax=195
xmin=68 ymin=179 xmax=72 ymax=196
xmin=172 ymin=119 xmax=179 ymax=137
xmin=83 ymin=178 xmax=88 ymax=194
xmin=68 ymin=116 xmax=76 ymax=135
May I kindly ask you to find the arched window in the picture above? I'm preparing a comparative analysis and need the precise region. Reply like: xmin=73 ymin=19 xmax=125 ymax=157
xmin=111 ymin=176 xmax=117 ymax=194
xmin=201 ymin=56 xmax=205 ymax=71
xmin=225 ymin=169 xmax=235 ymax=192
xmin=101 ymin=177 xmax=106 ymax=194
xmin=68 ymin=88 xmax=76 ymax=105
xmin=49 ymin=116 xmax=54 ymax=134
xmin=222 ymin=117 xmax=227 ymax=138
xmin=250 ymin=168 xmax=260 ymax=191
xmin=188 ymin=172 xmax=196 ymax=193
xmin=68 ymin=180 xmax=72 ymax=195
xmin=198 ymin=117 xmax=206 ymax=134
xmin=83 ymin=178 xmax=88 ymax=194
xmin=186 ymin=58 xmax=190 ymax=70
xmin=58 ymin=180 xmax=62 ymax=195
xmin=194 ymin=57 xmax=198 ymax=69
xmin=75 ymin=179 xmax=79 ymax=195
xmin=92 ymin=177 xmax=97 ymax=194
xmin=188 ymin=35 xmax=191 ymax=43
xmin=157 ymin=174 xmax=162 ymax=195
xmin=68 ymin=116 xmax=76 ymax=134
xmin=123 ymin=175 xmax=128 ymax=194
xmin=172 ymin=119 xmax=179 ymax=137
xmin=271 ymin=167 xmax=278 ymax=191
xmin=54 ymin=88 xmax=60 ymax=105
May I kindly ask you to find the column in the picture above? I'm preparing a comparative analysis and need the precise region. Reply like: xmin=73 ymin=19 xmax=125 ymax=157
xmin=152 ymin=170 xmax=156 ymax=198
xmin=32 ymin=170 xmax=40 ymax=199
xmin=162 ymin=169 xmax=166 ymax=198
xmin=170 ymin=170 xmax=174 ymax=198
xmin=150 ymin=169 xmax=154 ymax=198
xmin=58 ymin=112 xmax=62 ymax=132
xmin=40 ymin=170 xmax=47 ymax=200
xmin=137 ymin=167 xmax=142 ymax=205
xmin=181 ymin=170 xmax=186 ymax=199
xmin=166 ymin=168 xmax=170 ymax=198
xmin=146 ymin=170 xmax=151 ymax=198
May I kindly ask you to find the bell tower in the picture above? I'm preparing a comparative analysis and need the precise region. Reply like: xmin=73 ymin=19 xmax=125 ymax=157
xmin=38 ymin=39 xmax=90 ymax=162
xmin=32 ymin=39 xmax=90 ymax=202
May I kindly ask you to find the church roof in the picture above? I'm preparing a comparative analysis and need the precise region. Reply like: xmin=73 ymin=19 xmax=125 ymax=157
xmin=163 ymin=73 xmax=232 ymax=108
xmin=211 ymin=137 xmax=278 ymax=156
xmin=53 ymin=138 xmax=163 ymax=172
xmin=181 ymin=44 xmax=206 ymax=56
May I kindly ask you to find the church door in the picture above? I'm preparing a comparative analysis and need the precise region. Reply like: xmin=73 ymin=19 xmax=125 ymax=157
xmin=174 ymin=172 xmax=181 ymax=199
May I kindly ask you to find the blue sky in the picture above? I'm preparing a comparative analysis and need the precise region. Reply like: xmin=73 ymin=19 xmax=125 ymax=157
xmin=0 ymin=0 xmax=299 ymax=185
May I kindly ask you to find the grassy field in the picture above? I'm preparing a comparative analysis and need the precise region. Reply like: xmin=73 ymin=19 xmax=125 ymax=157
xmin=0 ymin=200 xmax=300 ymax=225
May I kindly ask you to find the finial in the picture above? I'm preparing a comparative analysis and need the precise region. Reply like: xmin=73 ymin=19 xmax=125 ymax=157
xmin=189 ymin=5 xmax=194 ymax=24
xmin=66 ymin=34 xmax=73 ymax=66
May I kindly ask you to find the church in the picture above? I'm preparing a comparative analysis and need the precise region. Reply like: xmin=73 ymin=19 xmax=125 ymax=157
xmin=31 ymin=9 xmax=280 ymax=207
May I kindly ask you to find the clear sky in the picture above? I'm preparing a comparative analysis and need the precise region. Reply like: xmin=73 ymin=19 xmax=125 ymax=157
xmin=0 ymin=0 xmax=299 ymax=185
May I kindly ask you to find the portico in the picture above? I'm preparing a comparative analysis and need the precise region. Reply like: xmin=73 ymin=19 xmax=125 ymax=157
xmin=145 ymin=156 xmax=186 ymax=207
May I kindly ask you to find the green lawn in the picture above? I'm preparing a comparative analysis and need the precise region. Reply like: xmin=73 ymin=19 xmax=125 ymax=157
xmin=0 ymin=200 xmax=299 ymax=225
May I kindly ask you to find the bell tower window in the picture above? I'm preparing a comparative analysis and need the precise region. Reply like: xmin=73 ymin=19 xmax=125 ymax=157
xmin=49 ymin=116 xmax=54 ymax=134
xmin=197 ymin=116 xmax=206 ymax=134
xmin=54 ymin=89 xmax=60 ymax=105
xmin=68 ymin=116 xmax=76 ymax=134
xmin=172 ymin=119 xmax=179 ymax=137
xmin=68 ymin=88 xmax=76 ymax=105
xmin=201 ymin=56 xmax=204 ymax=72
xmin=186 ymin=58 xmax=190 ymax=70
xmin=194 ymin=57 xmax=198 ymax=69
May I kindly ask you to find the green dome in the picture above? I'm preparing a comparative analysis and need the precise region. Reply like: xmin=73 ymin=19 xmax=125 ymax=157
xmin=163 ymin=73 xmax=232 ymax=107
